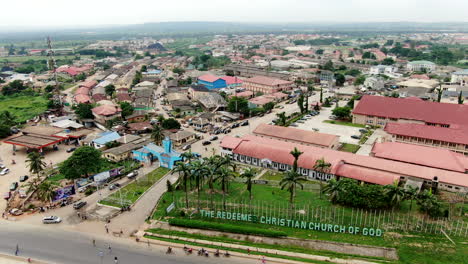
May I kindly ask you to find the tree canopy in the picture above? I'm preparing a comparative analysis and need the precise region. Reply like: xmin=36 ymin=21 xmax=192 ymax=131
xmin=59 ymin=146 xmax=104 ymax=180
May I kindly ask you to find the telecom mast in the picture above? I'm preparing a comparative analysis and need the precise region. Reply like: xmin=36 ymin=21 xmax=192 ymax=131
xmin=46 ymin=36 xmax=63 ymax=109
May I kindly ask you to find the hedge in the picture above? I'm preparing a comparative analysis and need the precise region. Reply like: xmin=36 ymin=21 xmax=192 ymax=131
xmin=168 ymin=218 xmax=287 ymax=238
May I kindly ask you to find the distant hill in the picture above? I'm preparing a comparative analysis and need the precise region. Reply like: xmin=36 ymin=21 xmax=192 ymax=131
xmin=147 ymin=42 xmax=166 ymax=51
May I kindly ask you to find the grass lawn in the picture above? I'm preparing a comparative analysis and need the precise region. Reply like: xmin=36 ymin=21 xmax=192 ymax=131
xmin=339 ymin=143 xmax=361 ymax=153
xmin=0 ymin=95 xmax=48 ymax=122
xmin=260 ymin=170 xmax=284 ymax=181
xmin=323 ymin=120 xmax=366 ymax=128
xmin=100 ymin=167 xmax=170 ymax=208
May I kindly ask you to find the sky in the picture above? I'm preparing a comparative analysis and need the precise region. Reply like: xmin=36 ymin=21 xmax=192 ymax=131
xmin=1 ymin=0 xmax=468 ymax=28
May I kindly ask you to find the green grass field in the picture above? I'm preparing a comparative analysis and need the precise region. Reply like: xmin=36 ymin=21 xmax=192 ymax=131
xmin=100 ymin=167 xmax=170 ymax=208
xmin=323 ymin=120 xmax=366 ymax=128
xmin=260 ymin=170 xmax=283 ymax=181
xmin=339 ymin=143 xmax=361 ymax=153
xmin=0 ymin=95 xmax=48 ymax=122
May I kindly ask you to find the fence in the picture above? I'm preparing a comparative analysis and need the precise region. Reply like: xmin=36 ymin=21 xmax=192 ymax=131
xmin=172 ymin=194 xmax=468 ymax=238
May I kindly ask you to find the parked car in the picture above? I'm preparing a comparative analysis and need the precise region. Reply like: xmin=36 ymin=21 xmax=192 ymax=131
xmin=359 ymin=129 xmax=368 ymax=134
xmin=0 ymin=168 xmax=10 ymax=175
xmin=19 ymin=175 xmax=29 ymax=182
xmin=202 ymin=141 xmax=211 ymax=146
xmin=351 ymin=135 xmax=361 ymax=139
xmin=73 ymin=201 xmax=87 ymax=209
xmin=290 ymin=124 xmax=298 ymax=127
xmin=42 ymin=216 xmax=61 ymax=224
xmin=4 ymin=192 xmax=11 ymax=200
xmin=329 ymin=115 xmax=337 ymax=120
xmin=9 ymin=208 xmax=23 ymax=216
xmin=223 ymin=129 xmax=231 ymax=134
xmin=0 ymin=164 xmax=5 ymax=169
xmin=18 ymin=189 xmax=27 ymax=198
xmin=305 ymin=115 xmax=312 ymax=118
xmin=182 ymin=144 xmax=191 ymax=151
xmin=210 ymin=136 xmax=218 ymax=141
xmin=9 ymin=182 xmax=18 ymax=191
xmin=66 ymin=147 xmax=76 ymax=153
xmin=240 ymin=120 xmax=249 ymax=126
xmin=108 ymin=183 xmax=121 ymax=191
xmin=127 ymin=171 xmax=138 ymax=179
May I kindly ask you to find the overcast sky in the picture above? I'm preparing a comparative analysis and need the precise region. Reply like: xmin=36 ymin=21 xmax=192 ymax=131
xmin=2 ymin=0 xmax=468 ymax=28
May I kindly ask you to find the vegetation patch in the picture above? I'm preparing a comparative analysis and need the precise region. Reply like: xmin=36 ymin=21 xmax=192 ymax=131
xmin=323 ymin=120 xmax=366 ymax=128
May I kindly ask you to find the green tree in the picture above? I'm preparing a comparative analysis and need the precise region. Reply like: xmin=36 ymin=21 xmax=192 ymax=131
xmin=162 ymin=118 xmax=181 ymax=129
xmin=36 ymin=181 xmax=59 ymax=204
xmin=320 ymin=87 xmax=323 ymax=103
xmin=313 ymin=158 xmax=331 ymax=199
xmin=216 ymin=167 xmax=234 ymax=210
xmin=280 ymin=171 xmax=306 ymax=212
xmin=335 ymin=73 xmax=345 ymax=86
xmin=2 ymin=80 xmax=27 ymax=95
xmin=332 ymin=106 xmax=351 ymax=119
xmin=151 ymin=124 xmax=164 ymax=145
xmin=275 ymin=112 xmax=287 ymax=126
xmin=26 ymin=151 xmax=47 ymax=177
xmin=105 ymin=84 xmax=115 ymax=96
xmin=173 ymin=161 xmax=192 ymax=209
xmin=290 ymin=147 xmax=303 ymax=173
xmin=141 ymin=65 xmax=147 ymax=72
xmin=354 ymin=75 xmax=366 ymax=85
xmin=227 ymin=97 xmax=249 ymax=115
xmin=172 ymin=67 xmax=185 ymax=75
xmin=0 ymin=111 xmax=16 ymax=126
xmin=191 ymin=160 xmax=208 ymax=210
xmin=384 ymin=181 xmax=406 ymax=208
xmin=263 ymin=102 xmax=275 ymax=112
xmin=322 ymin=178 xmax=344 ymax=203
xmin=297 ymin=94 xmax=305 ymax=113
xmin=166 ymin=179 xmax=175 ymax=206
xmin=241 ymin=168 xmax=256 ymax=201
xmin=381 ymin=58 xmax=395 ymax=65
xmin=60 ymin=146 xmax=104 ymax=179
xmin=75 ymin=103 xmax=94 ymax=119
xmin=323 ymin=60 xmax=334 ymax=71
xmin=405 ymin=185 xmax=419 ymax=211
xmin=119 ymin=102 xmax=134 ymax=118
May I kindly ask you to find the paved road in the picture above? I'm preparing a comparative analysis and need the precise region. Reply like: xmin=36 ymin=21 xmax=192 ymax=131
xmin=0 ymin=221 xmax=262 ymax=264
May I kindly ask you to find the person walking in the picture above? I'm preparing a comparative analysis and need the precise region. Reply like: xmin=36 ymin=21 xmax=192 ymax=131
xmin=15 ymin=244 xmax=19 ymax=256
xmin=108 ymin=245 xmax=112 ymax=254
xmin=92 ymin=239 xmax=96 ymax=247
xmin=105 ymin=224 xmax=109 ymax=234
xmin=114 ymin=256 xmax=118 ymax=264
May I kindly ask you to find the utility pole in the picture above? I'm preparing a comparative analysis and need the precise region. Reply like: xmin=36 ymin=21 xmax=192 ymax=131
xmin=46 ymin=36 xmax=63 ymax=112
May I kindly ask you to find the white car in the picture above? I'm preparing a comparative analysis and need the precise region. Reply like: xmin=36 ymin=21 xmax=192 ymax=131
xmin=0 ymin=168 xmax=10 ymax=175
xmin=42 ymin=216 xmax=61 ymax=224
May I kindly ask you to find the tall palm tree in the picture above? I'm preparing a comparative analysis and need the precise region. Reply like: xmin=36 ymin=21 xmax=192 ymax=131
xmin=36 ymin=181 xmax=59 ymax=204
xmin=191 ymin=160 xmax=208 ymax=210
xmin=0 ymin=110 xmax=16 ymax=126
xmin=241 ymin=168 xmax=256 ymax=201
xmin=26 ymin=151 xmax=46 ymax=178
xmin=23 ymin=176 xmax=42 ymax=194
xmin=384 ymin=181 xmax=406 ymax=208
xmin=173 ymin=161 xmax=191 ymax=209
xmin=205 ymin=156 xmax=223 ymax=209
xmin=322 ymin=178 xmax=343 ymax=203
xmin=290 ymin=147 xmax=303 ymax=173
xmin=151 ymin=124 xmax=164 ymax=145
xmin=276 ymin=112 xmax=287 ymax=126
xmin=280 ymin=171 xmax=306 ymax=212
xmin=313 ymin=158 xmax=331 ymax=199
xmin=405 ymin=185 xmax=419 ymax=211
xmin=216 ymin=167 xmax=234 ymax=210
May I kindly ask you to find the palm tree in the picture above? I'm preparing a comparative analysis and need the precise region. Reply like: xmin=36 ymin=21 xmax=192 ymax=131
xmin=205 ymin=156 xmax=223 ymax=209
xmin=241 ymin=168 xmax=256 ymax=200
xmin=322 ymin=178 xmax=343 ymax=203
xmin=151 ymin=124 xmax=164 ymax=145
xmin=173 ymin=161 xmax=191 ymax=209
xmin=280 ymin=171 xmax=306 ymax=212
xmin=405 ymin=186 xmax=419 ymax=211
xmin=313 ymin=158 xmax=331 ymax=199
xmin=191 ymin=160 xmax=208 ymax=210
xmin=290 ymin=147 xmax=303 ymax=173
xmin=0 ymin=110 xmax=16 ymax=126
xmin=384 ymin=181 xmax=406 ymax=208
xmin=36 ymin=181 xmax=59 ymax=204
xmin=216 ymin=167 xmax=234 ymax=210
xmin=166 ymin=179 xmax=175 ymax=205
xmin=23 ymin=177 xmax=42 ymax=194
xmin=276 ymin=112 xmax=287 ymax=126
xmin=26 ymin=151 xmax=46 ymax=177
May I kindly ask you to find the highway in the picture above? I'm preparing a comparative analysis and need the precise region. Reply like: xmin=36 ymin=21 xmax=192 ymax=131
xmin=0 ymin=221 xmax=262 ymax=264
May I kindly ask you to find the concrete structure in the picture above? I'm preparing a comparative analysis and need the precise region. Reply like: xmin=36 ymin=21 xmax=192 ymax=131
xmin=407 ymin=60 xmax=436 ymax=73
xmin=92 ymin=105 xmax=122 ymax=124
xmin=451 ymin=69 xmax=468 ymax=86
xmin=91 ymin=131 xmax=121 ymax=149
xmin=219 ymin=135 xmax=468 ymax=192
xmin=132 ymin=138 xmax=182 ymax=169
xmin=253 ymin=124 xmax=339 ymax=149
xmin=363 ymin=77 xmax=385 ymax=90
xmin=369 ymin=65 xmax=396 ymax=75
xmin=243 ymin=76 xmax=293 ymax=94
xmin=169 ymin=130 xmax=196 ymax=146
xmin=223 ymin=64 xmax=290 ymax=80
xmin=197 ymin=74 xmax=227 ymax=90
xmin=102 ymin=137 xmax=151 ymax=162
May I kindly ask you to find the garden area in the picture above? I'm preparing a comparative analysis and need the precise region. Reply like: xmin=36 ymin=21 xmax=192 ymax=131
xmin=99 ymin=166 xmax=170 ymax=208
xmin=339 ymin=143 xmax=361 ymax=153
xmin=147 ymin=152 xmax=468 ymax=264
xmin=0 ymin=95 xmax=48 ymax=123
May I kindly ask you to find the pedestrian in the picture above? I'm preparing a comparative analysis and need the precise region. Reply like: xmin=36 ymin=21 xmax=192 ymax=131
xmin=15 ymin=244 xmax=19 ymax=256
xmin=261 ymin=256 xmax=266 ymax=264
xmin=105 ymin=224 xmax=109 ymax=234
xmin=247 ymin=248 xmax=250 ymax=255
xmin=114 ymin=256 xmax=118 ymax=264
xmin=77 ymin=211 xmax=81 ymax=218
xmin=92 ymin=239 xmax=96 ymax=247
xmin=120 ymin=229 xmax=123 ymax=236
xmin=108 ymin=245 xmax=112 ymax=253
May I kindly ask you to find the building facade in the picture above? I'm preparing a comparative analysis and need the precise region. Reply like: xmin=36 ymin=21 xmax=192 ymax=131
xmin=243 ymin=76 xmax=293 ymax=94
xmin=407 ymin=60 xmax=436 ymax=72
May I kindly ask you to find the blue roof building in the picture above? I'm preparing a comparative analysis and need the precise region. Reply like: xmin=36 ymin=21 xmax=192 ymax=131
xmin=132 ymin=137 xmax=182 ymax=169
xmin=92 ymin=131 xmax=121 ymax=149
xmin=197 ymin=74 xmax=227 ymax=90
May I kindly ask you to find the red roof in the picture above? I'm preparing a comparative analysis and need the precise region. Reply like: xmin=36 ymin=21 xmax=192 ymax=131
xmin=80 ymin=80 xmax=97 ymax=89
xmin=384 ymin=122 xmax=468 ymax=145
xmin=116 ymin=93 xmax=132 ymax=102
xmin=372 ymin=142 xmax=468 ymax=173
xmin=75 ymin=94 xmax=91 ymax=104
xmin=232 ymin=91 xmax=253 ymax=98
xmin=353 ymin=95 xmax=468 ymax=126
xmin=248 ymin=96 xmax=274 ymax=106
xmin=128 ymin=121 xmax=152 ymax=131
xmin=244 ymin=76 xmax=293 ymax=87
xmin=75 ymin=87 xmax=90 ymax=95
xmin=198 ymin=74 xmax=220 ymax=83
xmin=221 ymin=76 xmax=243 ymax=85
xmin=220 ymin=135 xmax=468 ymax=188
xmin=92 ymin=94 xmax=107 ymax=102
xmin=253 ymin=124 xmax=338 ymax=147
xmin=92 ymin=105 xmax=121 ymax=116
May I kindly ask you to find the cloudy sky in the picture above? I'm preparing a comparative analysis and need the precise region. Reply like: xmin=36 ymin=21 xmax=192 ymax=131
xmin=2 ymin=0 xmax=467 ymax=28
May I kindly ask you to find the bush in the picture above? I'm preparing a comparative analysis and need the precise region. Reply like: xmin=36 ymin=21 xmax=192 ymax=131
xmin=168 ymin=218 xmax=287 ymax=238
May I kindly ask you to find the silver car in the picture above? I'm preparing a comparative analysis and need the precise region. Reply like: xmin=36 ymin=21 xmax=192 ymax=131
xmin=42 ymin=216 xmax=61 ymax=224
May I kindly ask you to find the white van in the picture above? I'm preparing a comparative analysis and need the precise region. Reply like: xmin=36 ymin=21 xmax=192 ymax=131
xmin=127 ymin=171 xmax=139 ymax=179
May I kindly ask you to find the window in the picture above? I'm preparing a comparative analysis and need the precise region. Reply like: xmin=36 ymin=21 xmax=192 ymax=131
xmin=390 ymin=118 xmax=398 ymax=121
xmin=433 ymin=140 xmax=440 ymax=145
xmin=366 ymin=120 xmax=374 ymax=124
xmin=448 ymin=143 xmax=456 ymax=148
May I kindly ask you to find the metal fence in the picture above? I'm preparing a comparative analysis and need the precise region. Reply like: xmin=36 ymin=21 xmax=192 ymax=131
xmin=173 ymin=194 xmax=468 ymax=238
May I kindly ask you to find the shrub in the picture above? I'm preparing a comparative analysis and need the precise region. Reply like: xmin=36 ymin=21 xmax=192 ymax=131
xmin=168 ymin=218 xmax=287 ymax=237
